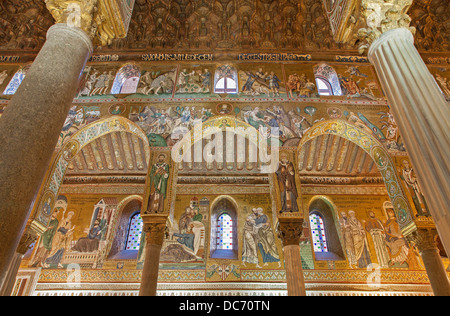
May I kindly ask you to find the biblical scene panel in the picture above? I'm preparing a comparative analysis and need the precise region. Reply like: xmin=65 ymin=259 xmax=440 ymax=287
xmin=48 ymin=100 xmax=406 ymax=157
xmin=301 ymin=194 xmax=425 ymax=271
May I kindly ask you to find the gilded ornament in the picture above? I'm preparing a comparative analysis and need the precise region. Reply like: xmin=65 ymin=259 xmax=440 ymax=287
xmin=357 ymin=0 xmax=416 ymax=53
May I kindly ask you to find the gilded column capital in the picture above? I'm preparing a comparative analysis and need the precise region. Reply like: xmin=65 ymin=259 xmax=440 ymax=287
xmin=141 ymin=214 xmax=168 ymax=246
xmin=357 ymin=0 xmax=416 ymax=53
xmin=45 ymin=0 xmax=98 ymax=38
xmin=45 ymin=0 xmax=134 ymax=46
xmin=406 ymin=229 xmax=438 ymax=254
xmin=276 ymin=216 xmax=304 ymax=248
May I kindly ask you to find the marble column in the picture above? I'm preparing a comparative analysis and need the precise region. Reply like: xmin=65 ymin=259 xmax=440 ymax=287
xmin=139 ymin=215 xmax=167 ymax=296
xmin=277 ymin=216 xmax=306 ymax=296
xmin=0 ymin=23 xmax=93 ymax=289
xmin=367 ymin=27 xmax=450 ymax=256
xmin=408 ymin=229 xmax=450 ymax=296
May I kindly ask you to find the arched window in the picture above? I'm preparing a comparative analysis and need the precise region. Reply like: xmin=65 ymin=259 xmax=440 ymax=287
xmin=215 ymin=77 xmax=237 ymax=94
xmin=3 ymin=65 xmax=30 ymax=95
xmin=315 ymin=77 xmax=333 ymax=96
xmin=125 ymin=212 xmax=143 ymax=250
xmin=313 ymin=63 xmax=343 ymax=96
xmin=309 ymin=213 xmax=328 ymax=252
xmin=217 ymin=213 xmax=233 ymax=250
xmin=111 ymin=64 xmax=141 ymax=94
xmin=210 ymin=198 xmax=238 ymax=259
xmin=308 ymin=197 xmax=345 ymax=261
xmin=214 ymin=65 xmax=238 ymax=94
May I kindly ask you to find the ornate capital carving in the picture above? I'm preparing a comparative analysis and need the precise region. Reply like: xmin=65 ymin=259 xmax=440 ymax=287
xmin=357 ymin=0 xmax=416 ymax=53
xmin=406 ymin=229 xmax=438 ymax=253
xmin=141 ymin=214 xmax=168 ymax=246
xmin=276 ymin=216 xmax=304 ymax=247
xmin=45 ymin=0 xmax=134 ymax=46
xmin=45 ymin=0 xmax=98 ymax=38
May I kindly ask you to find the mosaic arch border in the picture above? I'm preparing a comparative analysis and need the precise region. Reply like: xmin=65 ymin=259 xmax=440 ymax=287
xmin=32 ymin=117 xmax=150 ymax=228
xmin=297 ymin=119 xmax=416 ymax=235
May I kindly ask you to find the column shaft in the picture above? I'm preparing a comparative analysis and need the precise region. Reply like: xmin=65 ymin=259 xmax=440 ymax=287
xmin=138 ymin=218 xmax=166 ymax=296
xmin=277 ymin=217 xmax=306 ymax=296
xmin=284 ymin=245 xmax=307 ymax=296
xmin=421 ymin=248 xmax=450 ymax=296
xmin=0 ymin=24 xmax=93 ymax=288
xmin=368 ymin=28 xmax=450 ymax=255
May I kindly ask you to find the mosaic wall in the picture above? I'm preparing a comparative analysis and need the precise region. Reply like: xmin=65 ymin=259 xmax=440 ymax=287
xmin=3 ymin=59 xmax=447 ymax=287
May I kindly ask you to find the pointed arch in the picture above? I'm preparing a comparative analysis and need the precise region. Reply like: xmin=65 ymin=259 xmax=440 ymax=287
xmin=31 ymin=117 xmax=150 ymax=229
xmin=298 ymin=119 xmax=416 ymax=235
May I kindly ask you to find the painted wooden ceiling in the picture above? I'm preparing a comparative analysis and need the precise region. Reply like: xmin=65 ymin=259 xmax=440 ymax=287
xmin=0 ymin=0 xmax=448 ymax=54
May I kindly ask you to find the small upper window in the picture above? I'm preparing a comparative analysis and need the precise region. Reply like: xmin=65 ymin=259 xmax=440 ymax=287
xmin=111 ymin=64 xmax=141 ymax=95
xmin=315 ymin=77 xmax=333 ymax=96
xmin=126 ymin=212 xmax=143 ymax=250
xmin=214 ymin=65 xmax=238 ymax=94
xmin=313 ymin=63 xmax=343 ymax=96
xmin=215 ymin=77 xmax=237 ymax=94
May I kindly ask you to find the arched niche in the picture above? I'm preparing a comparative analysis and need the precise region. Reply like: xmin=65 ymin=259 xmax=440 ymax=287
xmin=107 ymin=196 xmax=143 ymax=260
xmin=308 ymin=196 xmax=345 ymax=261
xmin=209 ymin=195 xmax=239 ymax=260
xmin=298 ymin=119 xmax=416 ymax=236
xmin=31 ymin=116 xmax=150 ymax=230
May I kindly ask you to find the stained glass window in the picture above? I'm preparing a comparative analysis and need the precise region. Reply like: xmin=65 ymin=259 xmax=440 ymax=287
xmin=310 ymin=213 xmax=328 ymax=252
xmin=126 ymin=212 xmax=143 ymax=250
xmin=216 ymin=213 xmax=233 ymax=250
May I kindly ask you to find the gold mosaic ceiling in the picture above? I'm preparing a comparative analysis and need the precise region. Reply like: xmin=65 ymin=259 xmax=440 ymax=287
xmin=0 ymin=0 xmax=448 ymax=54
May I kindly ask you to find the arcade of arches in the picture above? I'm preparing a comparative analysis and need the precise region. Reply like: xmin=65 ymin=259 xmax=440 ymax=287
xmin=0 ymin=0 xmax=449 ymax=296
